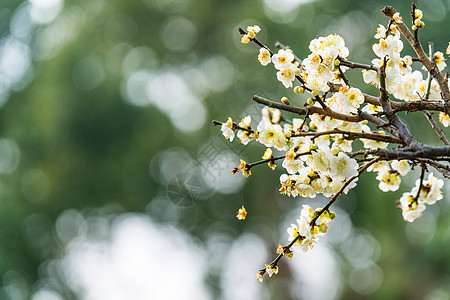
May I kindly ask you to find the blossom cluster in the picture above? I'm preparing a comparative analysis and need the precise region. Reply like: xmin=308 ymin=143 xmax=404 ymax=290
xmin=257 ymin=205 xmax=335 ymax=282
xmin=287 ymin=205 xmax=335 ymax=252
xmin=216 ymin=11 xmax=450 ymax=282
xmin=362 ymin=22 xmax=448 ymax=105
xmin=226 ymin=21 xmax=448 ymax=213
xmin=302 ymin=34 xmax=349 ymax=94
xmin=398 ymin=173 xmax=444 ymax=222
xmin=221 ymin=101 xmax=445 ymax=224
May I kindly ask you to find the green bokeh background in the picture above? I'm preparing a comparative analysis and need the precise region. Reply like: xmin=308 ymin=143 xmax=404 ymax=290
xmin=0 ymin=0 xmax=449 ymax=299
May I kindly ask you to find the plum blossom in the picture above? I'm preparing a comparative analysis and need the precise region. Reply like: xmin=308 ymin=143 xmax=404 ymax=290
xmin=221 ymin=117 xmax=235 ymax=141
xmin=272 ymin=49 xmax=295 ymax=70
xmin=258 ymin=48 xmax=271 ymax=66
xmin=241 ymin=25 xmax=261 ymax=44
xmin=376 ymin=169 xmax=401 ymax=192
xmin=411 ymin=173 xmax=444 ymax=205
xmin=276 ymin=64 xmax=297 ymax=88
xmin=398 ymin=192 xmax=426 ymax=222
xmin=257 ymin=120 xmax=287 ymax=150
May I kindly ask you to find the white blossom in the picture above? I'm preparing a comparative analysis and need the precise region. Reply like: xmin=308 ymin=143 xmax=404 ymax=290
xmin=258 ymin=48 xmax=271 ymax=66
xmin=394 ymin=70 xmax=423 ymax=101
xmin=439 ymin=112 xmax=450 ymax=127
xmin=398 ymin=192 xmax=426 ymax=222
xmin=411 ymin=173 xmax=444 ymax=205
xmin=221 ymin=117 xmax=234 ymax=142
xmin=257 ymin=120 xmax=287 ymax=150
xmin=376 ymin=169 xmax=401 ymax=192
xmin=276 ymin=64 xmax=297 ymax=88
xmin=391 ymin=160 xmax=411 ymax=176
xmin=372 ymin=34 xmax=403 ymax=61
xmin=329 ymin=152 xmax=359 ymax=181
xmin=272 ymin=49 xmax=295 ymax=70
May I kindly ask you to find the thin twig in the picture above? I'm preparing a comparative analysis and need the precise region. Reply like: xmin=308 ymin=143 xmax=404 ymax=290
xmin=421 ymin=43 xmax=450 ymax=145
xmin=411 ymin=1 xmax=418 ymax=42
xmin=422 ymin=110 xmax=450 ymax=145
xmin=212 ymin=120 xmax=255 ymax=133
xmin=338 ymin=67 xmax=349 ymax=86
xmin=417 ymin=158 xmax=450 ymax=179
xmin=238 ymin=28 xmax=273 ymax=55
xmin=338 ymin=58 xmax=378 ymax=71
xmin=247 ymin=155 xmax=286 ymax=168
xmin=411 ymin=163 xmax=426 ymax=206
xmin=292 ymin=129 xmax=403 ymax=144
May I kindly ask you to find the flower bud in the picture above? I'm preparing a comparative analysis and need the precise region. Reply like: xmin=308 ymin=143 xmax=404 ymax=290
xmin=319 ymin=223 xmax=328 ymax=233
xmin=311 ymin=226 xmax=319 ymax=235
xmin=281 ymin=97 xmax=290 ymax=105
xmin=284 ymin=249 xmax=293 ymax=259
xmin=331 ymin=146 xmax=340 ymax=156
xmin=414 ymin=9 xmax=423 ymax=20
xmin=241 ymin=36 xmax=251 ymax=44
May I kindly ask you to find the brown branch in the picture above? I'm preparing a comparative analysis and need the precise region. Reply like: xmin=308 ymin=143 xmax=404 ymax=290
xmin=238 ymin=28 xmax=273 ymax=56
xmin=252 ymin=94 xmax=399 ymax=138
xmin=373 ymin=146 xmax=450 ymax=159
xmin=247 ymin=155 xmax=286 ymax=168
xmin=338 ymin=67 xmax=350 ymax=86
xmin=338 ymin=58 xmax=378 ymax=71
xmin=212 ymin=120 xmax=255 ymax=133
xmin=328 ymin=83 xmax=447 ymax=113
xmin=411 ymin=163 xmax=426 ymax=206
xmin=391 ymin=101 xmax=446 ymax=113
xmin=253 ymin=95 xmax=384 ymax=124
xmin=422 ymin=110 xmax=450 ymax=145
xmin=419 ymin=43 xmax=450 ymax=145
xmin=417 ymin=158 xmax=450 ymax=180
xmin=252 ymin=95 xmax=306 ymax=115
xmin=292 ymin=129 xmax=404 ymax=145
xmin=411 ymin=1 xmax=419 ymax=42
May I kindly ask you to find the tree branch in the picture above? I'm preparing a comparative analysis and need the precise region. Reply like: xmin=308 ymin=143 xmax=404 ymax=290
xmin=292 ymin=129 xmax=404 ymax=145
xmin=422 ymin=110 xmax=450 ymax=145
xmin=338 ymin=58 xmax=378 ymax=71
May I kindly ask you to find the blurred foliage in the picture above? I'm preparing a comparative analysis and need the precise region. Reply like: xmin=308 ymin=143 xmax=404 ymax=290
xmin=0 ymin=0 xmax=449 ymax=299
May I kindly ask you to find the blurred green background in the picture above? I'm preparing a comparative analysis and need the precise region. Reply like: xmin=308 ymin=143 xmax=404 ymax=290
xmin=0 ymin=0 xmax=449 ymax=299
